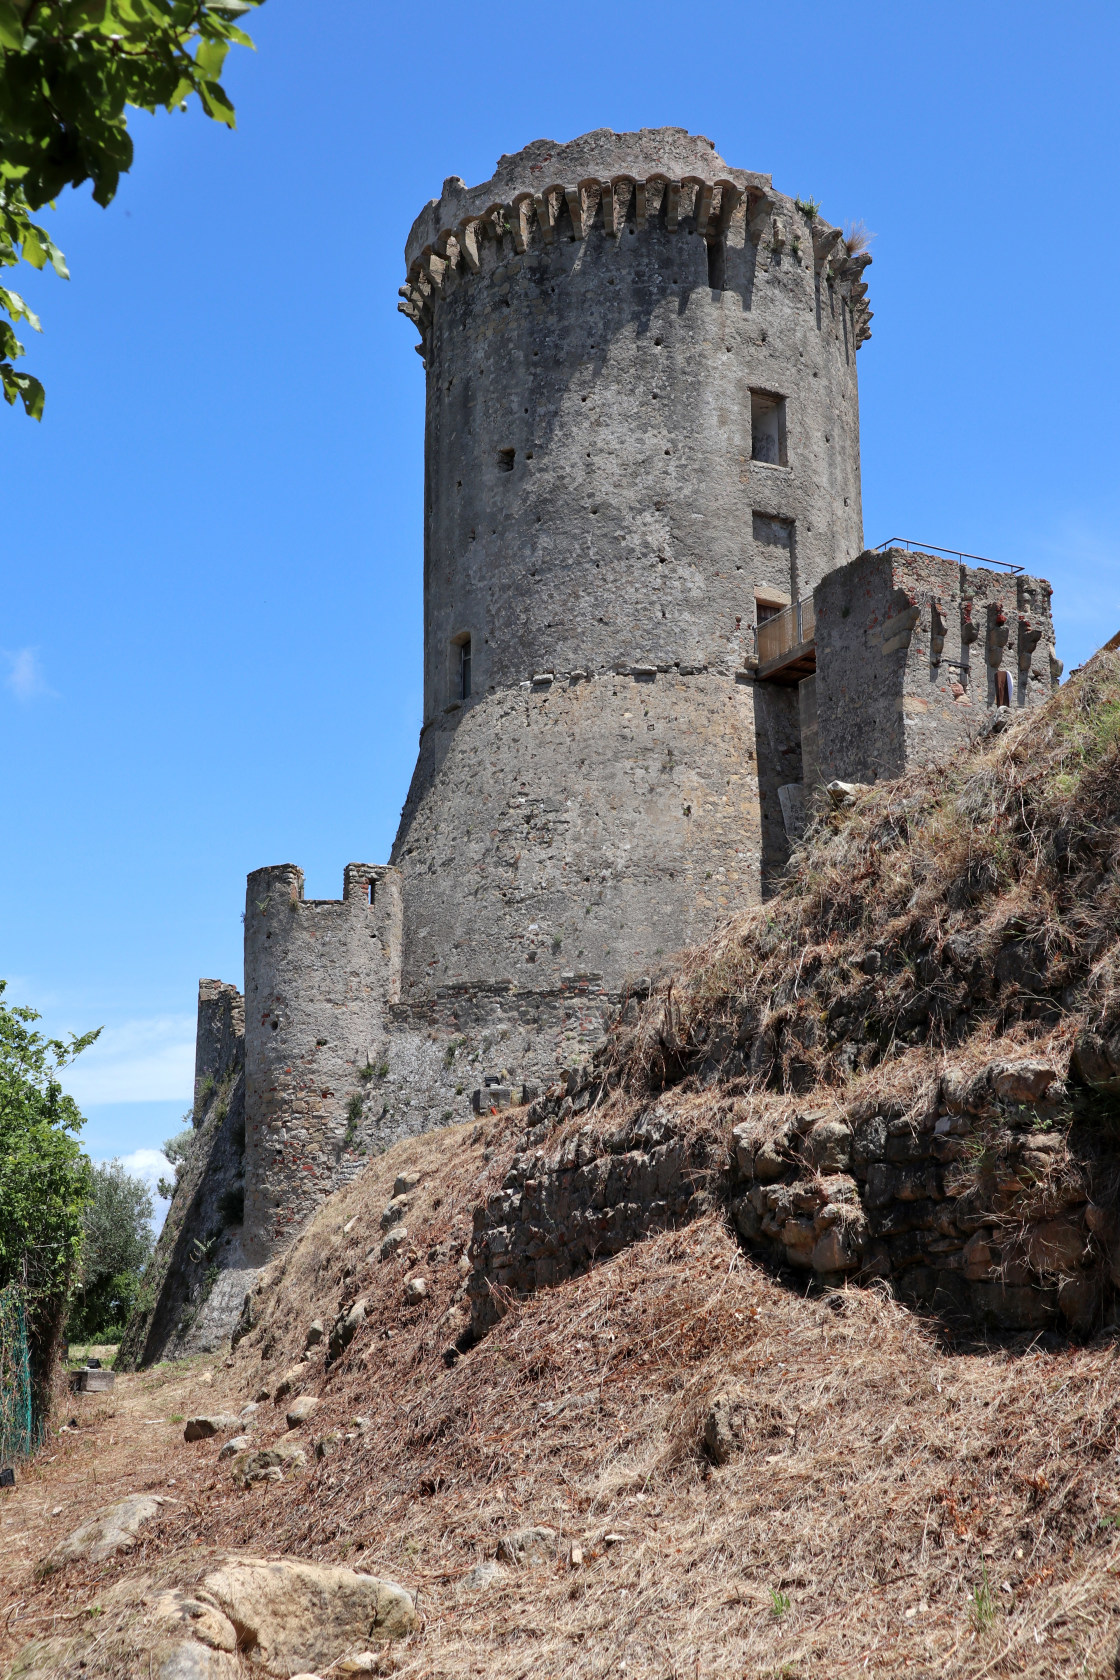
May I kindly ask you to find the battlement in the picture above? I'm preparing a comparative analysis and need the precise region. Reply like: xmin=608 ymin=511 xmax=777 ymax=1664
xmin=194 ymin=979 xmax=244 ymax=1114
xmin=241 ymin=863 xmax=404 ymax=1263
xmin=401 ymin=129 xmax=871 ymax=352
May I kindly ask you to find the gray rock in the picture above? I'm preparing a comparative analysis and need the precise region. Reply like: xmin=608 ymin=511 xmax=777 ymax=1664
xmin=803 ymin=1117 xmax=851 ymax=1174
xmin=305 ymin=1319 xmax=325 ymax=1348
xmin=37 ymin=1494 xmax=170 ymax=1575
xmin=152 ymin=1642 xmax=240 ymax=1680
xmin=990 ymin=1060 xmax=1059 ymax=1104
xmin=150 ymin=1589 xmax=238 ymax=1652
xmin=461 ymin=1559 xmax=505 ymax=1591
xmin=703 ymin=1395 xmax=738 ymax=1465
xmin=404 ymin=1276 xmax=428 ymax=1303
xmin=379 ymin=1228 xmax=408 ymax=1262
xmin=380 ymin=1195 xmax=412 ymax=1231
xmin=496 ymin=1525 xmax=558 ymax=1566
xmin=393 ymin=1171 xmax=421 ymax=1197
xmin=328 ymin=1296 xmax=370 ymax=1362
xmin=217 ymin=1434 xmax=251 ymax=1461
xmin=286 ymin=1394 xmax=321 ymax=1429
xmin=231 ymin=1442 xmax=307 ymax=1487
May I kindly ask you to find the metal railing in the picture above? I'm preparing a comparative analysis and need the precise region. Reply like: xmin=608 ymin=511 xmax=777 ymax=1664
xmin=756 ymin=594 xmax=815 ymax=666
xmin=873 ymin=538 xmax=1023 ymax=575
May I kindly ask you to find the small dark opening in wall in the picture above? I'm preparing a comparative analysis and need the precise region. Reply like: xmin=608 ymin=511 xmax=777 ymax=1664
xmin=497 ymin=448 xmax=515 ymax=472
xmin=750 ymin=391 xmax=788 ymax=466
xmin=459 ymin=636 xmax=472 ymax=700
xmin=706 ymin=237 xmax=725 ymax=291
xmin=367 ymin=880 xmax=375 ymax=905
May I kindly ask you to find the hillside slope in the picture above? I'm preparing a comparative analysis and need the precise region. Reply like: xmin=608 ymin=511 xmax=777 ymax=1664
xmin=9 ymin=652 xmax=1120 ymax=1680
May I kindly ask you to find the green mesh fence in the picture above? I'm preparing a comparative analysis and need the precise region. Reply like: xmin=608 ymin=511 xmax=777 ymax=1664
xmin=0 ymin=1284 xmax=33 ymax=1463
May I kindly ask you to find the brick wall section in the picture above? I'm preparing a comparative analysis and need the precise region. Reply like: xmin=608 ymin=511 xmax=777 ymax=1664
xmin=812 ymin=549 xmax=1058 ymax=789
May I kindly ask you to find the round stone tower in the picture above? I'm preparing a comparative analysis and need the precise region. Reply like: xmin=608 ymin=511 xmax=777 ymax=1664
xmin=393 ymin=126 xmax=871 ymax=1002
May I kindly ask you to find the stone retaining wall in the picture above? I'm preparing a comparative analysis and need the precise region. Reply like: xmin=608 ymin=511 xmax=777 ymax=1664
xmin=466 ymin=1057 xmax=1120 ymax=1339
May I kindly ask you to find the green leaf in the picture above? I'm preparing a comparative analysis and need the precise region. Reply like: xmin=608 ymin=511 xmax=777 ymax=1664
xmin=19 ymin=370 xmax=44 ymax=419
xmin=195 ymin=36 xmax=230 ymax=79
xmin=0 ymin=288 xmax=42 ymax=331
xmin=198 ymin=78 xmax=236 ymax=126
xmin=0 ymin=1 xmax=24 ymax=50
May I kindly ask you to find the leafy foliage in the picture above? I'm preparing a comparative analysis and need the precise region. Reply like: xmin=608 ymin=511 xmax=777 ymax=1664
xmin=157 ymin=1116 xmax=196 ymax=1199
xmin=0 ymin=0 xmax=262 ymax=416
xmin=68 ymin=1159 xmax=154 ymax=1339
xmin=0 ymin=977 xmax=97 ymax=1310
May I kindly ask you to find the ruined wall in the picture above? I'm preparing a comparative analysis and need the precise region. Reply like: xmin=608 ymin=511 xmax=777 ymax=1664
xmin=813 ymin=549 xmax=1059 ymax=789
xmin=467 ymin=1056 xmax=1117 ymax=1343
xmin=242 ymin=864 xmax=404 ymax=1264
xmin=395 ymin=126 xmax=870 ymax=996
xmin=118 ymin=981 xmax=253 ymax=1368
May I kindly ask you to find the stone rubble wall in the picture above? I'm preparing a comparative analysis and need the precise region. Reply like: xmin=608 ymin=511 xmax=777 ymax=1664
xmin=466 ymin=1057 xmax=1119 ymax=1341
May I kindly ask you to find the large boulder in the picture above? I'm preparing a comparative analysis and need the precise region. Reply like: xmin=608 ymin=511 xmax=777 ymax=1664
xmin=37 ymin=1494 xmax=170 ymax=1576
xmin=202 ymin=1557 xmax=417 ymax=1674
xmin=150 ymin=1590 xmax=237 ymax=1652
xmin=151 ymin=1646 xmax=240 ymax=1680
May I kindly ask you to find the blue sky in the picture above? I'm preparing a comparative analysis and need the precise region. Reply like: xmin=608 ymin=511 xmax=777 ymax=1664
xmin=3 ymin=0 xmax=1119 ymax=1208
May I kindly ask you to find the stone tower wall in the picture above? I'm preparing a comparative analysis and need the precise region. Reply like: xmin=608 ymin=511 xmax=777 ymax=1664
xmin=394 ymin=127 xmax=871 ymax=998
xmin=812 ymin=549 xmax=1059 ymax=788
xmin=242 ymin=862 xmax=404 ymax=1263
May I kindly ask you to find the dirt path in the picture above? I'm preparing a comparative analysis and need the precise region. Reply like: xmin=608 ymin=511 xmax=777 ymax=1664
xmin=0 ymin=1353 xmax=232 ymax=1671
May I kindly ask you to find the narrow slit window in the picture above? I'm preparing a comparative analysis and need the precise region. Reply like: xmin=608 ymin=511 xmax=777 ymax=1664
xmin=367 ymin=880 xmax=375 ymax=905
xmin=750 ymin=391 xmax=788 ymax=466
xmin=706 ymin=237 xmax=725 ymax=292
xmin=459 ymin=636 xmax=472 ymax=700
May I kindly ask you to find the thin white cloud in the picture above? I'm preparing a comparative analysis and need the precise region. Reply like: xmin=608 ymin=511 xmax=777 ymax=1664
xmin=62 ymin=1015 xmax=195 ymax=1105
xmin=3 ymin=646 xmax=56 ymax=701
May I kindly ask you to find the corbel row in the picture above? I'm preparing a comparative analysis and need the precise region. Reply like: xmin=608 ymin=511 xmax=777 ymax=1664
xmin=398 ymin=176 xmax=872 ymax=347
xmin=398 ymin=173 xmax=772 ymax=338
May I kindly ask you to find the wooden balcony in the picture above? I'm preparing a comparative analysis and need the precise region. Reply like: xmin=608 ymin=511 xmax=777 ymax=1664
xmin=754 ymin=596 xmax=816 ymax=684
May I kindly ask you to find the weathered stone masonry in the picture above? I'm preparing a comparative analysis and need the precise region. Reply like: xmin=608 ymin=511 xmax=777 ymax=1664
xmin=130 ymin=128 xmax=1066 ymax=1360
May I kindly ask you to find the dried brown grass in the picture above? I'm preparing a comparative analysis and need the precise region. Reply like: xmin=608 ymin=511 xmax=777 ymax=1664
xmin=10 ymin=1123 xmax=1120 ymax=1676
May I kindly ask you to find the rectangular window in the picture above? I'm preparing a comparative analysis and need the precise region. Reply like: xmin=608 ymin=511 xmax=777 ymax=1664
xmin=755 ymin=593 xmax=788 ymax=626
xmin=750 ymin=391 xmax=787 ymax=466
xmin=459 ymin=636 xmax=472 ymax=700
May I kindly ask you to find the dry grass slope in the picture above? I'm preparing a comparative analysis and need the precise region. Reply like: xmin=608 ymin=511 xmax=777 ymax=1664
xmin=609 ymin=649 xmax=1120 ymax=1103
